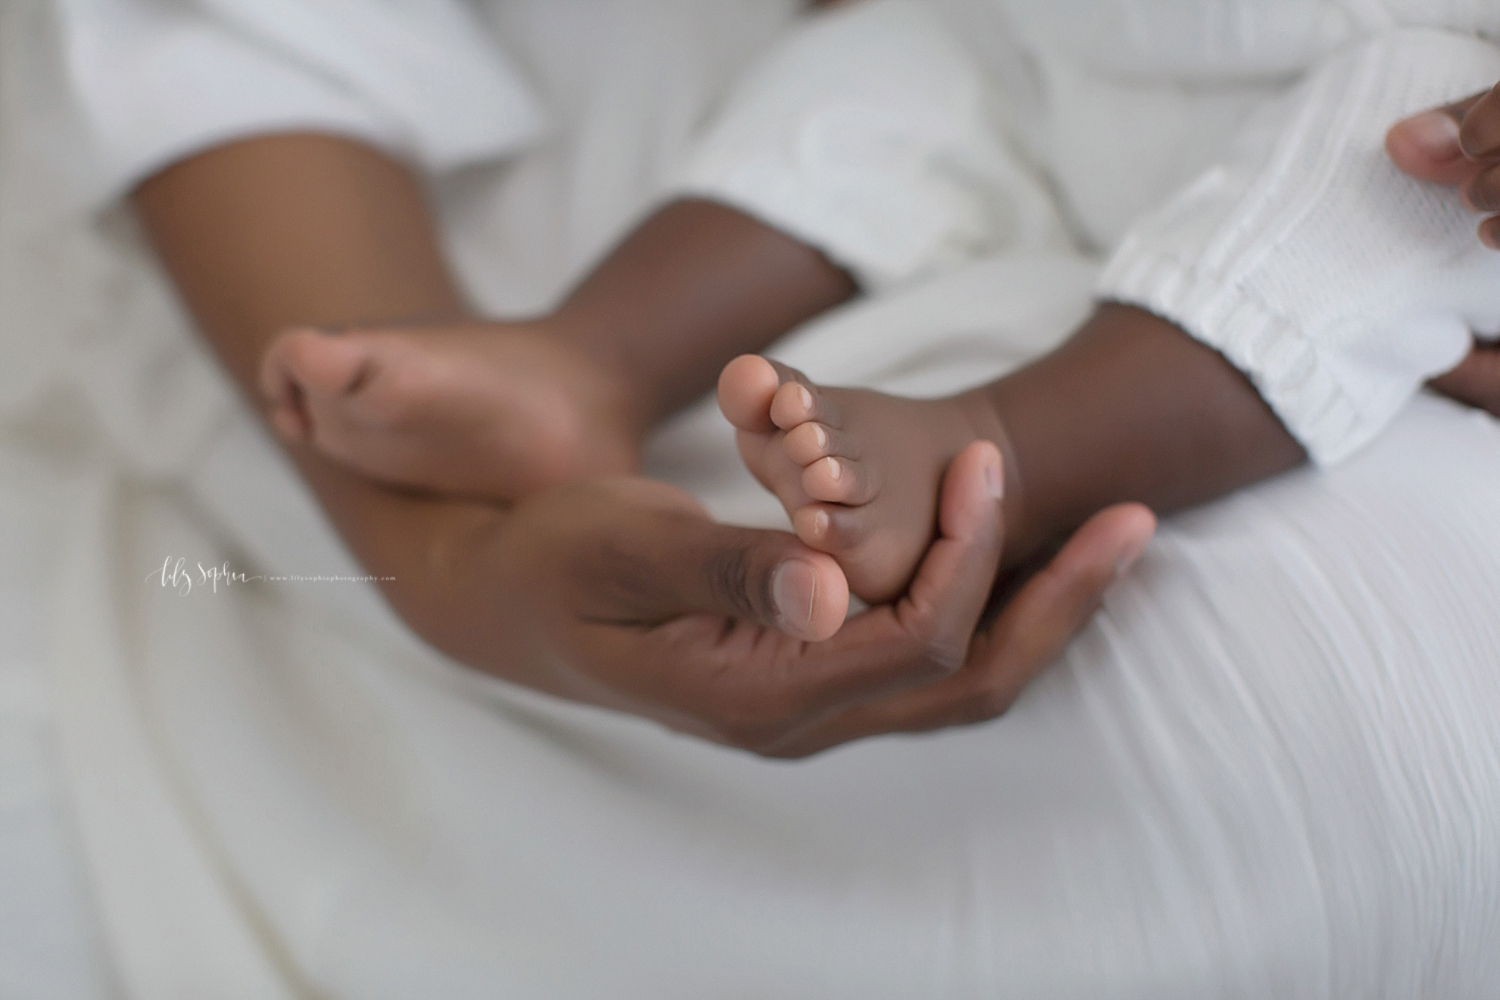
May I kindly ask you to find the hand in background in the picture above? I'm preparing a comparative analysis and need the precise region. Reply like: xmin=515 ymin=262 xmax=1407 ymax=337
xmin=1388 ymin=86 xmax=1500 ymax=416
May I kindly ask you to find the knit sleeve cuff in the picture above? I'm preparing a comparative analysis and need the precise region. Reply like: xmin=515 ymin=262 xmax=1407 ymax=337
xmin=1099 ymin=28 xmax=1500 ymax=465
xmin=1102 ymin=250 xmax=1477 ymax=465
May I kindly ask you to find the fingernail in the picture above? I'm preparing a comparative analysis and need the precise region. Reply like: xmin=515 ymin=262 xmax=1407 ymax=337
xmin=1114 ymin=535 xmax=1151 ymax=579
xmin=771 ymin=559 xmax=818 ymax=632
xmin=1402 ymin=110 xmax=1463 ymax=161
xmin=984 ymin=453 xmax=1004 ymax=500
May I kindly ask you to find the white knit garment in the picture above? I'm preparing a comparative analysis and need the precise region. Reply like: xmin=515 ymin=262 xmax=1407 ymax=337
xmin=1099 ymin=29 xmax=1500 ymax=464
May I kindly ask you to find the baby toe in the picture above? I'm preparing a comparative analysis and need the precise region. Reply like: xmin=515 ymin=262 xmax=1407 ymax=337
xmin=768 ymin=373 xmax=841 ymax=432
xmin=793 ymin=503 xmax=872 ymax=555
xmin=261 ymin=329 xmax=377 ymax=443
xmin=717 ymin=355 xmax=781 ymax=433
xmin=801 ymin=455 xmax=878 ymax=506
xmin=287 ymin=329 xmax=373 ymax=399
xmin=781 ymin=421 xmax=855 ymax=467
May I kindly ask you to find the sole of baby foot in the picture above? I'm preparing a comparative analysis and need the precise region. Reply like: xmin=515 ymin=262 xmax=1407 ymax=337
xmin=718 ymin=355 xmax=986 ymax=606
xmin=260 ymin=322 xmax=645 ymax=499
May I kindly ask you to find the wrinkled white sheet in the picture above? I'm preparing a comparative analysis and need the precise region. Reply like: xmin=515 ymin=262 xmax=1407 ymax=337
xmin=4 ymin=0 xmax=1500 ymax=997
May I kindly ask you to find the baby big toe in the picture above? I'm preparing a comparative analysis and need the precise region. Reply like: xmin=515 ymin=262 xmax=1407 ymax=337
xmin=288 ymin=330 xmax=375 ymax=399
xmin=717 ymin=355 xmax=781 ymax=433
xmin=260 ymin=330 xmax=371 ymax=442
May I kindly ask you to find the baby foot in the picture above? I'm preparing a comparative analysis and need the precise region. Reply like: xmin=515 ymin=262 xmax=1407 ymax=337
xmin=718 ymin=355 xmax=992 ymax=605
xmin=260 ymin=321 xmax=643 ymax=498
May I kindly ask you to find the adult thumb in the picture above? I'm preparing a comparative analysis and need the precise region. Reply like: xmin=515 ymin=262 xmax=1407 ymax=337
xmin=574 ymin=486 xmax=851 ymax=641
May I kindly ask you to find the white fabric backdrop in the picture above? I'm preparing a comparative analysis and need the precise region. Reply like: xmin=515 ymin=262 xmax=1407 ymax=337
xmin=3 ymin=0 xmax=1499 ymax=996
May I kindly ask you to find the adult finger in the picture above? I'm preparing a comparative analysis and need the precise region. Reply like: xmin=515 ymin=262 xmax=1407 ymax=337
xmin=565 ymin=479 xmax=851 ymax=641
xmin=774 ymin=502 xmax=1155 ymax=757
xmin=1430 ymin=344 xmax=1500 ymax=417
xmin=1459 ymin=83 xmax=1500 ymax=160
xmin=1386 ymin=90 xmax=1490 ymax=187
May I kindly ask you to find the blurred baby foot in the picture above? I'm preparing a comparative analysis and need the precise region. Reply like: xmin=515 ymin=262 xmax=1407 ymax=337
xmin=261 ymin=321 xmax=643 ymax=498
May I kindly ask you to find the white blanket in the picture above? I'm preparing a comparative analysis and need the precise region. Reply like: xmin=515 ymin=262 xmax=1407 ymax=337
xmin=4 ymin=0 xmax=1500 ymax=996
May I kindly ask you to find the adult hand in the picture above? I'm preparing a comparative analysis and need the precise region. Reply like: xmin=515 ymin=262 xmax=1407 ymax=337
xmin=1387 ymin=85 xmax=1500 ymax=417
xmin=413 ymin=441 xmax=1154 ymax=758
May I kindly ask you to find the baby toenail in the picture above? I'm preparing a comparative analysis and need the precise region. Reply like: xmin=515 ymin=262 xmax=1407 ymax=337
xmin=825 ymin=457 xmax=842 ymax=480
xmin=813 ymin=425 xmax=828 ymax=449
xmin=797 ymin=386 xmax=813 ymax=411
xmin=812 ymin=509 xmax=830 ymax=536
